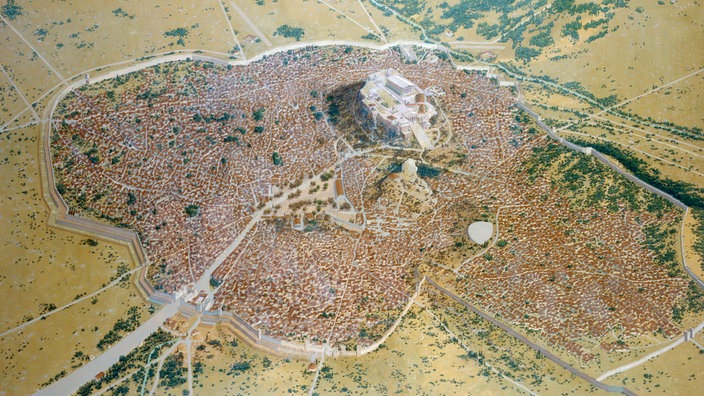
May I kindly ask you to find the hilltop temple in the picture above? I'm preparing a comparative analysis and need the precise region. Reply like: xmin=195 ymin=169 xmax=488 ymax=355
xmin=359 ymin=69 xmax=436 ymax=149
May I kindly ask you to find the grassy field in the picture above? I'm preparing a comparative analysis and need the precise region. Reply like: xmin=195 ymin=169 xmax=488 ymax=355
xmin=315 ymin=304 xmax=520 ymax=395
xmin=144 ymin=304 xmax=525 ymax=396
xmin=0 ymin=280 xmax=150 ymax=395
xmin=605 ymin=341 xmax=704 ymax=395
xmin=621 ymin=73 xmax=704 ymax=129
xmin=0 ymin=19 xmax=62 ymax=103
xmin=0 ymin=123 xmax=151 ymax=394
xmin=522 ymin=1 xmax=704 ymax=101
xmin=189 ymin=325 xmax=311 ymax=395
xmin=5 ymin=0 xmax=235 ymax=76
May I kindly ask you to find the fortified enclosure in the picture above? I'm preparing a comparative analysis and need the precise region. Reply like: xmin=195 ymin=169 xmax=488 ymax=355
xmin=51 ymin=46 xmax=694 ymax=355
xmin=359 ymin=69 xmax=437 ymax=149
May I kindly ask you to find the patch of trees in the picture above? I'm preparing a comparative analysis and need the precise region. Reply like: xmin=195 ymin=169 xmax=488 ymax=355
xmin=82 ymin=238 xmax=99 ymax=246
xmin=439 ymin=2 xmax=485 ymax=28
xmin=320 ymin=171 xmax=333 ymax=181
xmin=136 ymin=87 xmax=167 ymax=101
xmin=383 ymin=0 xmax=426 ymax=16
xmin=476 ymin=22 xmax=500 ymax=39
xmin=77 ymin=330 xmax=176 ymax=396
xmin=252 ymin=107 xmax=265 ymax=121
xmin=561 ymin=20 xmax=582 ymax=40
xmin=529 ymin=29 xmax=554 ymax=47
xmin=552 ymin=0 xmax=575 ymax=13
xmin=184 ymin=204 xmax=200 ymax=217
xmin=164 ymin=27 xmax=188 ymax=46
xmin=361 ymin=32 xmax=381 ymax=41
xmin=193 ymin=112 xmax=234 ymax=123
xmin=84 ymin=146 xmax=100 ymax=164
xmin=164 ymin=27 xmax=188 ymax=37
xmin=39 ymin=302 xmax=57 ymax=314
xmin=694 ymin=210 xmax=704 ymax=271
xmin=417 ymin=163 xmax=442 ymax=178
xmin=272 ymin=151 xmax=283 ymax=166
xmin=672 ymin=281 xmax=704 ymax=322
xmin=228 ymin=361 xmax=251 ymax=376
xmin=325 ymin=94 xmax=341 ymax=124
xmin=275 ymin=25 xmax=305 ymax=41
xmin=585 ymin=28 xmax=609 ymax=43
xmin=1 ymin=0 xmax=22 ymax=20
xmin=96 ymin=306 xmax=142 ymax=350
xmin=567 ymin=138 xmax=704 ymax=210
xmin=159 ymin=353 xmax=187 ymax=387
xmin=642 ymin=224 xmax=680 ymax=277
xmin=514 ymin=46 xmax=541 ymax=63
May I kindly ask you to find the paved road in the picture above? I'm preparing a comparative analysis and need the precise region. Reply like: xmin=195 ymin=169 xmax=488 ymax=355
xmin=34 ymin=304 xmax=178 ymax=396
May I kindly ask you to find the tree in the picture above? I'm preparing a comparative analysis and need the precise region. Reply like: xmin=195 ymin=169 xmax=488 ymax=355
xmin=184 ymin=204 xmax=200 ymax=217
xmin=252 ymin=108 xmax=265 ymax=121
xmin=1 ymin=0 xmax=23 ymax=20
xmin=272 ymin=152 xmax=283 ymax=166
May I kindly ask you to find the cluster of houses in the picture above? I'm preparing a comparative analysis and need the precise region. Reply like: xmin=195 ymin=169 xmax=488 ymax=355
xmin=52 ymin=45 xmax=688 ymax=356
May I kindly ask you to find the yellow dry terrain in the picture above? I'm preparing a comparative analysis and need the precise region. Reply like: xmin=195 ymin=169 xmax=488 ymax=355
xmin=0 ymin=0 xmax=702 ymax=394
xmin=605 ymin=342 xmax=704 ymax=395
xmin=357 ymin=0 xmax=423 ymax=42
xmin=524 ymin=1 xmax=704 ymax=101
xmin=0 ymin=125 xmax=141 ymax=329
xmin=0 ymin=123 xmax=149 ymax=394
xmin=0 ymin=19 xmax=62 ymax=103
xmin=0 ymin=282 xmax=149 ymax=395
xmin=6 ymin=0 xmax=234 ymax=77
xmin=0 ymin=68 xmax=29 ymax=124
xmin=419 ymin=287 xmax=608 ymax=395
xmin=189 ymin=326 xmax=311 ymax=395
xmin=621 ymin=73 xmax=704 ymax=129
xmin=152 ymin=305 xmax=522 ymax=396
xmin=228 ymin=0 xmax=370 ymax=46
xmin=316 ymin=304 xmax=525 ymax=395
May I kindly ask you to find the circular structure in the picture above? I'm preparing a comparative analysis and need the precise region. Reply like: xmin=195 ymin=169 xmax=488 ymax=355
xmin=467 ymin=221 xmax=493 ymax=244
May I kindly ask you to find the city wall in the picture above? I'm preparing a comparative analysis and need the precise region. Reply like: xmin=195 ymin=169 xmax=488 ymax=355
xmin=34 ymin=44 xmax=703 ymax=365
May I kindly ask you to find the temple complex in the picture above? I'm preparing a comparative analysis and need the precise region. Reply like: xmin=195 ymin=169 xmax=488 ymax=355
xmin=359 ymin=69 xmax=436 ymax=149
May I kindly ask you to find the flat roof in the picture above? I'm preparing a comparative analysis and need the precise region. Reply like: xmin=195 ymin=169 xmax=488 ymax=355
xmin=387 ymin=75 xmax=414 ymax=89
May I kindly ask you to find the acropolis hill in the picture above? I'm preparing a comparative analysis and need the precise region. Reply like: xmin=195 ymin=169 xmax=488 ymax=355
xmin=51 ymin=45 xmax=696 ymax=356
xmin=359 ymin=69 xmax=437 ymax=149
